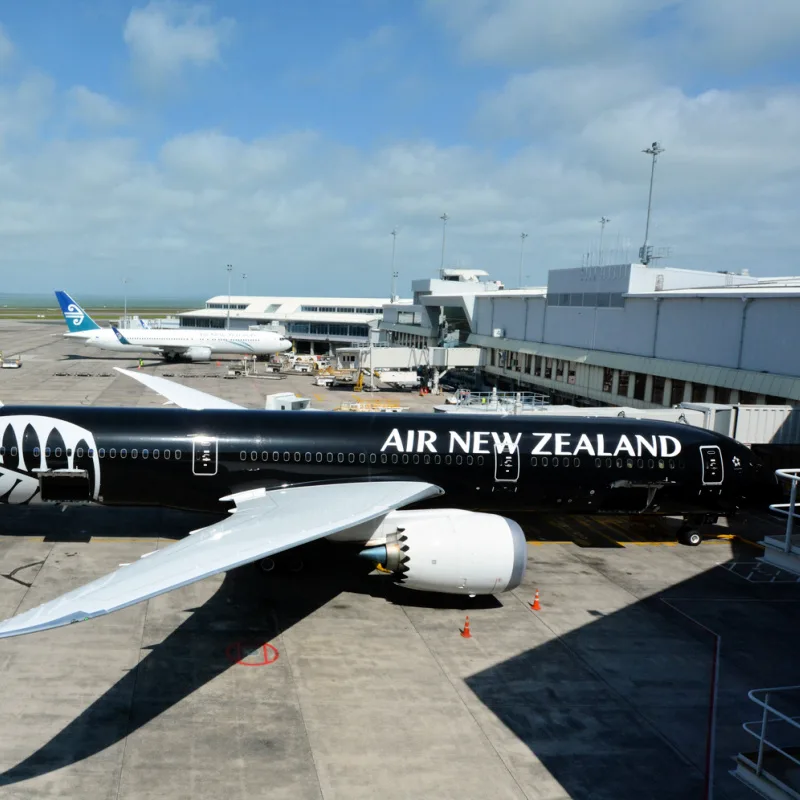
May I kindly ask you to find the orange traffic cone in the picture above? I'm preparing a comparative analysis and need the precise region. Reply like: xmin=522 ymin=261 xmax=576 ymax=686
xmin=461 ymin=615 xmax=472 ymax=638
xmin=530 ymin=590 xmax=541 ymax=611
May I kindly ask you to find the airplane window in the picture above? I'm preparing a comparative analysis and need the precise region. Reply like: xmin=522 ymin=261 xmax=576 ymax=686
xmin=595 ymin=458 xmax=601 ymax=468
xmin=175 ymin=450 xmax=181 ymax=460
xmin=615 ymin=458 xmax=622 ymax=468
xmin=99 ymin=448 xmax=105 ymax=458
xmin=637 ymin=459 xmax=643 ymax=468
xmin=647 ymin=459 xmax=654 ymax=468
xmin=316 ymin=452 xmax=323 ymax=463
xmin=11 ymin=446 xmax=17 ymax=457
xmin=669 ymin=459 xmax=675 ymax=469
xmin=283 ymin=452 xmax=290 ymax=462
xmin=305 ymin=452 xmax=312 ymax=462
xmin=531 ymin=457 xmax=538 ymax=466
xmin=445 ymin=455 xmax=451 ymax=465
xmin=423 ymin=455 xmax=430 ymax=464
xmin=34 ymin=447 xmax=40 ymax=457
xmin=466 ymin=455 xmax=473 ymax=466
xmin=142 ymin=449 xmax=149 ymax=459
xmin=369 ymin=454 xmax=376 ymax=464
xmin=240 ymin=451 xmax=247 ymax=460
xmin=76 ymin=447 xmax=83 ymax=458
xmin=110 ymin=448 xmax=116 ymax=458
xmin=626 ymin=459 xmax=633 ymax=468
xmin=380 ymin=454 xmax=387 ymax=464
xmin=337 ymin=453 xmax=344 ymax=463
xmin=131 ymin=449 xmax=138 ymax=459
xmin=402 ymin=454 xmax=409 ymax=464
xmin=294 ymin=453 xmax=301 ymax=462
xmin=658 ymin=459 xmax=664 ymax=469
xmin=121 ymin=449 xmax=128 ymax=458
xmin=359 ymin=453 xmax=365 ymax=463
xmin=413 ymin=454 xmax=419 ymax=464
xmin=391 ymin=454 xmax=398 ymax=464
xmin=152 ymin=449 xmax=158 ymax=459
xmin=435 ymin=455 xmax=441 ymax=464
xmin=55 ymin=447 xmax=62 ymax=458
xmin=574 ymin=458 xmax=580 ymax=467
xmin=678 ymin=459 xmax=685 ymax=469
xmin=563 ymin=458 xmax=569 ymax=467
xmin=250 ymin=451 xmax=257 ymax=461
xmin=164 ymin=450 xmax=171 ymax=459
xmin=553 ymin=457 xmax=559 ymax=467
xmin=606 ymin=458 xmax=612 ymax=468
xmin=273 ymin=452 xmax=279 ymax=461
xmin=66 ymin=448 xmax=72 ymax=457
xmin=541 ymin=457 xmax=548 ymax=467
xmin=45 ymin=447 xmax=51 ymax=457
xmin=348 ymin=453 xmax=355 ymax=463
xmin=477 ymin=456 xmax=484 ymax=466
xmin=456 ymin=455 xmax=463 ymax=465
xmin=327 ymin=453 xmax=334 ymax=463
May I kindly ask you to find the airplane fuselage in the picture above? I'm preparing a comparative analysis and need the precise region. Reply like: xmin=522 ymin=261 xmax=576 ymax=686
xmin=64 ymin=329 xmax=290 ymax=359
xmin=0 ymin=407 xmax=760 ymax=519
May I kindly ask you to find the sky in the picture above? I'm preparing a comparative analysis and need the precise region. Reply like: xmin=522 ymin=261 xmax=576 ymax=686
xmin=1 ymin=0 xmax=799 ymax=299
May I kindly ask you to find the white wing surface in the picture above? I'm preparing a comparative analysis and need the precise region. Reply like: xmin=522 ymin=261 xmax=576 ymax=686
xmin=0 ymin=480 xmax=442 ymax=639
xmin=115 ymin=366 xmax=244 ymax=410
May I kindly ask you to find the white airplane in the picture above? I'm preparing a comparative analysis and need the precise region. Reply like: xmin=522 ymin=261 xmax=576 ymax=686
xmin=56 ymin=290 xmax=292 ymax=362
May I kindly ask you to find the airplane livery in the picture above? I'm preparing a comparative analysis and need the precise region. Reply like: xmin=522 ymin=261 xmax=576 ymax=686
xmin=0 ymin=367 xmax=766 ymax=640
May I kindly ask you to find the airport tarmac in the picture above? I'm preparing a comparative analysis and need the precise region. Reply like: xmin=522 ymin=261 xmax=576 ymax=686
xmin=2 ymin=320 xmax=800 ymax=799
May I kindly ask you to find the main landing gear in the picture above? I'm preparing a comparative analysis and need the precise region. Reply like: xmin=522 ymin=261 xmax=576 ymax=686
xmin=676 ymin=514 xmax=718 ymax=546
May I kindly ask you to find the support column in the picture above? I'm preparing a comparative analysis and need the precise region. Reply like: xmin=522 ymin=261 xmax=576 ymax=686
xmin=664 ymin=377 xmax=673 ymax=406
xmin=611 ymin=369 xmax=620 ymax=396
xmin=644 ymin=374 xmax=654 ymax=404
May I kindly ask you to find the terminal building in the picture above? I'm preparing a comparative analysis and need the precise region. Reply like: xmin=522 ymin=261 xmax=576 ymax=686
xmin=178 ymin=295 xmax=394 ymax=353
xmin=383 ymin=264 xmax=800 ymax=408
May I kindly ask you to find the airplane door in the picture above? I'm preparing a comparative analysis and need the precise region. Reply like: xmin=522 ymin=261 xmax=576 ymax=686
xmin=493 ymin=443 xmax=520 ymax=483
xmin=192 ymin=435 xmax=218 ymax=476
xmin=699 ymin=445 xmax=724 ymax=486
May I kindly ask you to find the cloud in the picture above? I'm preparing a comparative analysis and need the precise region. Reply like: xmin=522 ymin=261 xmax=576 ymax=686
xmin=0 ymin=74 xmax=54 ymax=140
xmin=123 ymin=1 xmax=234 ymax=88
xmin=66 ymin=86 xmax=128 ymax=128
xmin=0 ymin=23 xmax=14 ymax=66
xmin=426 ymin=0 xmax=670 ymax=67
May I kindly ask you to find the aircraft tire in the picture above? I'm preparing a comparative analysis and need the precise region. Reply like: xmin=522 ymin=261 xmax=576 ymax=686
xmin=677 ymin=529 xmax=702 ymax=547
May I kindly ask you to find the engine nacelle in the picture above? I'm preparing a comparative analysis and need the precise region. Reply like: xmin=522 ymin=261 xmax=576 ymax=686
xmin=183 ymin=346 xmax=212 ymax=362
xmin=361 ymin=508 xmax=527 ymax=595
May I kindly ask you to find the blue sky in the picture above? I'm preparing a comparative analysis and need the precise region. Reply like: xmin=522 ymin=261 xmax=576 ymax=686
xmin=0 ymin=0 xmax=799 ymax=299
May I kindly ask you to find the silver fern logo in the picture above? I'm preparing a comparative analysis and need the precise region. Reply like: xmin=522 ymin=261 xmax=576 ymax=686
xmin=0 ymin=415 xmax=101 ymax=504
xmin=64 ymin=303 xmax=85 ymax=327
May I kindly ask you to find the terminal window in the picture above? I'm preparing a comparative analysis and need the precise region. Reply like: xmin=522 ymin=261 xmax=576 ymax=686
xmin=651 ymin=375 xmax=666 ymax=405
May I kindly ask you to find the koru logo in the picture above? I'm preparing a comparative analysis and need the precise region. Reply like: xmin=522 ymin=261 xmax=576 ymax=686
xmin=64 ymin=303 xmax=85 ymax=326
xmin=0 ymin=415 xmax=101 ymax=504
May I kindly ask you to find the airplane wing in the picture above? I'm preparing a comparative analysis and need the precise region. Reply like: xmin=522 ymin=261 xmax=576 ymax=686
xmin=115 ymin=366 xmax=244 ymax=410
xmin=0 ymin=480 xmax=442 ymax=639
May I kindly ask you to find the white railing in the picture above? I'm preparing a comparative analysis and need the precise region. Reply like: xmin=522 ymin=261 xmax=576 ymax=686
xmin=737 ymin=685 xmax=800 ymax=797
xmin=769 ymin=469 xmax=800 ymax=554
xmin=448 ymin=389 xmax=551 ymax=413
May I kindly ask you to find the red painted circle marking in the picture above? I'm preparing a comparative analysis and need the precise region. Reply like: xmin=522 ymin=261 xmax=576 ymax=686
xmin=225 ymin=641 xmax=280 ymax=666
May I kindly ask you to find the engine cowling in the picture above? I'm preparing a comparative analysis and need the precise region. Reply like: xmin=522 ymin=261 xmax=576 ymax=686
xmin=182 ymin=346 xmax=212 ymax=362
xmin=360 ymin=508 xmax=527 ymax=595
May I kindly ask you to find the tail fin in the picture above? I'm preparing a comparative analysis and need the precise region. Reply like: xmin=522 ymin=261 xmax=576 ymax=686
xmin=54 ymin=291 xmax=101 ymax=333
xmin=111 ymin=325 xmax=132 ymax=345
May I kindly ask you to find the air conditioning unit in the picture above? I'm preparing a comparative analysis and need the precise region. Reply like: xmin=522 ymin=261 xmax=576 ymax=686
xmin=492 ymin=328 xmax=505 ymax=338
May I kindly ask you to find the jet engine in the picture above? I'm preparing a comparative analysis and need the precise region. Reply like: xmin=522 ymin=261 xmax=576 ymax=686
xmin=183 ymin=346 xmax=212 ymax=362
xmin=359 ymin=508 xmax=527 ymax=595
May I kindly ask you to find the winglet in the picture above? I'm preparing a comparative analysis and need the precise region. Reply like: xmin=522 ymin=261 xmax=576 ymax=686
xmin=111 ymin=326 xmax=131 ymax=345
xmin=54 ymin=290 xmax=101 ymax=333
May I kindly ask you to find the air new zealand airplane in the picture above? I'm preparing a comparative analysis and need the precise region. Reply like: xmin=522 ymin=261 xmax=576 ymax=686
xmin=0 ymin=368 xmax=767 ymax=639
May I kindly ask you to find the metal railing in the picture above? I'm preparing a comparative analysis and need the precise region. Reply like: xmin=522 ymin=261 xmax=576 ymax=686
xmin=448 ymin=389 xmax=551 ymax=413
xmin=737 ymin=685 xmax=800 ymax=797
xmin=769 ymin=469 xmax=800 ymax=554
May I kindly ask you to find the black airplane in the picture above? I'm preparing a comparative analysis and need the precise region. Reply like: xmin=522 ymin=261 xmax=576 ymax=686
xmin=0 ymin=367 xmax=765 ymax=638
